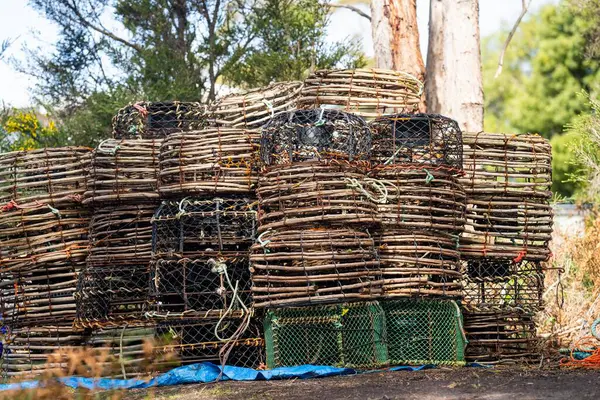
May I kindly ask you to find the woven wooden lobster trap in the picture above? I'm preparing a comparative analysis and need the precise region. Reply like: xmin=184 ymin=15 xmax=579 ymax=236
xmin=377 ymin=231 xmax=462 ymax=298
xmin=463 ymin=309 xmax=540 ymax=363
xmin=83 ymin=139 xmax=161 ymax=205
xmin=297 ymin=68 xmax=423 ymax=118
xmin=112 ymin=101 xmax=208 ymax=139
xmin=150 ymin=199 xmax=256 ymax=318
xmin=1 ymin=262 xmax=85 ymax=328
xmin=208 ymin=81 xmax=303 ymax=128
xmin=158 ymin=128 xmax=259 ymax=197
xmin=367 ymin=162 xmax=466 ymax=299
xmin=0 ymin=204 xmax=89 ymax=328
xmin=0 ymin=205 xmax=89 ymax=274
xmin=249 ymin=229 xmax=382 ymax=308
xmin=0 ymin=147 xmax=90 ymax=208
xmin=459 ymin=132 xmax=553 ymax=262
xmin=257 ymin=161 xmax=380 ymax=232
xmin=369 ymin=114 xmax=463 ymax=170
xmin=75 ymin=204 xmax=156 ymax=327
xmin=0 ymin=325 xmax=86 ymax=378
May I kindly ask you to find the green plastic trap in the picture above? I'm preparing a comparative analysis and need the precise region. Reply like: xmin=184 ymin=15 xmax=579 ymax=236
xmin=382 ymin=299 xmax=466 ymax=366
xmin=264 ymin=301 xmax=388 ymax=369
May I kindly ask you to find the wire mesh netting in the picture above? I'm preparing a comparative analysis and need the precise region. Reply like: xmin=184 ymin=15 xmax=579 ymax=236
xmin=377 ymin=231 xmax=462 ymax=298
xmin=465 ymin=259 xmax=543 ymax=279
xmin=150 ymin=255 xmax=253 ymax=318
xmin=152 ymin=198 xmax=256 ymax=256
xmin=250 ymin=229 xmax=382 ymax=308
xmin=153 ymin=318 xmax=265 ymax=369
xmin=83 ymin=139 xmax=161 ymax=206
xmin=158 ymin=128 xmax=259 ymax=197
xmin=0 ymin=147 xmax=90 ymax=208
xmin=85 ymin=324 xmax=176 ymax=378
xmin=112 ymin=101 xmax=208 ymax=139
xmin=75 ymin=204 xmax=156 ymax=327
xmin=264 ymin=301 xmax=387 ymax=369
xmin=369 ymin=114 xmax=463 ymax=170
xmin=382 ymin=299 xmax=466 ymax=366
xmin=1 ymin=325 xmax=86 ymax=378
xmin=208 ymin=81 xmax=303 ymax=128
xmin=260 ymin=109 xmax=371 ymax=165
xmin=256 ymin=161 xmax=379 ymax=232
xmin=463 ymin=309 xmax=539 ymax=363
xmin=151 ymin=198 xmax=256 ymax=318
xmin=461 ymin=271 xmax=544 ymax=312
xmin=297 ymin=68 xmax=423 ymax=118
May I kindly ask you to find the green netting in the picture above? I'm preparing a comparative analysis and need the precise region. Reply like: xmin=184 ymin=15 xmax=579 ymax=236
xmin=264 ymin=301 xmax=388 ymax=369
xmin=382 ymin=299 xmax=466 ymax=366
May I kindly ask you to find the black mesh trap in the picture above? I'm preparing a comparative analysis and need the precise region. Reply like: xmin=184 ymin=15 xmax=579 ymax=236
xmin=369 ymin=114 xmax=462 ymax=170
xmin=260 ymin=109 xmax=371 ymax=165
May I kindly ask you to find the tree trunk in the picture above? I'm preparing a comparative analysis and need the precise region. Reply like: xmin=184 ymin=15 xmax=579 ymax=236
xmin=371 ymin=0 xmax=426 ymax=110
xmin=426 ymin=0 xmax=484 ymax=132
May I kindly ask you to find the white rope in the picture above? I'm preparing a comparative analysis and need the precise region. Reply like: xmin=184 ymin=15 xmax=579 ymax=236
xmin=344 ymin=177 xmax=393 ymax=204
xmin=209 ymin=258 xmax=251 ymax=342
xmin=176 ymin=197 xmax=190 ymax=219
xmin=97 ymin=139 xmax=120 ymax=155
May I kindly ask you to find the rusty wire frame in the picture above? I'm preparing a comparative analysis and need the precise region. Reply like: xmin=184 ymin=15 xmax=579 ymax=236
xmin=260 ymin=108 xmax=371 ymax=165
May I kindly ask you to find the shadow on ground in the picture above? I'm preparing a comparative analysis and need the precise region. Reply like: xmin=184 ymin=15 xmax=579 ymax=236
xmin=130 ymin=367 xmax=599 ymax=400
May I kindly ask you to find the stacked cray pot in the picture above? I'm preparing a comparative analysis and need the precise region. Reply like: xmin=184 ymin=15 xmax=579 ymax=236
xmin=254 ymin=70 xmax=467 ymax=368
xmin=367 ymin=114 xmax=467 ymax=366
xmin=145 ymin=81 xmax=304 ymax=371
xmin=459 ymin=132 xmax=553 ymax=363
xmin=0 ymin=148 xmax=91 ymax=377
xmin=76 ymin=101 xmax=208 ymax=377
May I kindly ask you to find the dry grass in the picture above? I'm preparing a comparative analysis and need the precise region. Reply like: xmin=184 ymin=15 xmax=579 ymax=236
xmin=539 ymin=211 xmax=600 ymax=347
xmin=0 ymin=337 xmax=179 ymax=399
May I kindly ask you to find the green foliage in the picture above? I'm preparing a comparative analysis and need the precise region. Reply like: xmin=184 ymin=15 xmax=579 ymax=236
xmin=483 ymin=3 xmax=600 ymax=138
xmin=566 ymin=94 xmax=600 ymax=201
xmin=550 ymin=130 xmax=584 ymax=197
xmin=0 ymin=110 xmax=66 ymax=152
xmin=223 ymin=0 xmax=366 ymax=87
xmin=23 ymin=0 xmax=364 ymax=148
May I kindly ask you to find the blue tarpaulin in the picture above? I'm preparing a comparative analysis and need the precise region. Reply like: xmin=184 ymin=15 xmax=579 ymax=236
xmin=0 ymin=362 xmax=437 ymax=392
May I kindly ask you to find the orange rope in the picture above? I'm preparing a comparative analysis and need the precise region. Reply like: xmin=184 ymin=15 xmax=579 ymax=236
xmin=560 ymin=337 xmax=600 ymax=369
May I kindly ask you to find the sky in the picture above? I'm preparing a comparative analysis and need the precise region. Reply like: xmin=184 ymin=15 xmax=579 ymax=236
xmin=0 ymin=0 xmax=558 ymax=108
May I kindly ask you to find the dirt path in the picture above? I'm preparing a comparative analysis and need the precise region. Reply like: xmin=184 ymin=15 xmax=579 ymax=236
xmin=131 ymin=368 xmax=599 ymax=400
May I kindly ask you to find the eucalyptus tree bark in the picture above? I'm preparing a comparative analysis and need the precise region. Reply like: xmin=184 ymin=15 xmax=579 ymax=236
xmin=371 ymin=0 xmax=425 ymax=110
xmin=426 ymin=0 xmax=484 ymax=132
